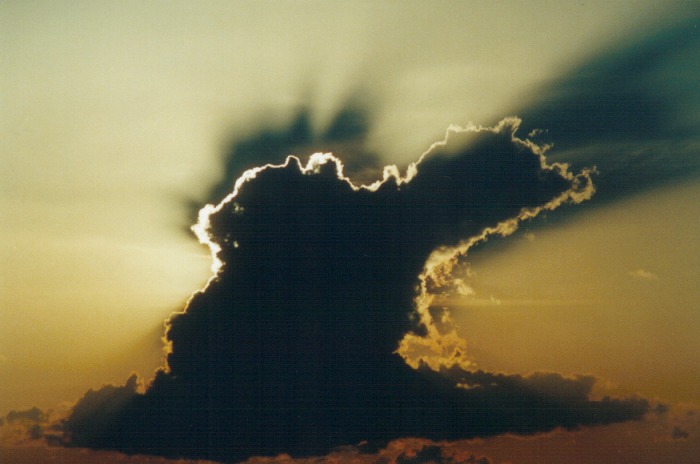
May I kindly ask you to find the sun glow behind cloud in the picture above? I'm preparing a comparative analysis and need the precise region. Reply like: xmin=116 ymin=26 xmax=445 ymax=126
xmin=2 ymin=1 xmax=699 ymax=462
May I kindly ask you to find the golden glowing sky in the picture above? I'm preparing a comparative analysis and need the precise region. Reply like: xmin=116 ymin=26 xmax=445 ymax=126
xmin=1 ymin=3 xmax=699 ymax=461
xmin=452 ymin=180 xmax=700 ymax=402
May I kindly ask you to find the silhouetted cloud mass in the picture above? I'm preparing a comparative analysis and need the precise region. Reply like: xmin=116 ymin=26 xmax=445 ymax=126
xmin=61 ymin=118 xmax=648 ymax=462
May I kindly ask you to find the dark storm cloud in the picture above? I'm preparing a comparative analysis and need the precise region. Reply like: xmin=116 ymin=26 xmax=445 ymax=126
xmin=516 ymin=12 xmax=700 ymax=207
xmin=61 ymin=374 xmax=139 ymax=441
xmin=61 ymin=119 xmax=648 ymax=462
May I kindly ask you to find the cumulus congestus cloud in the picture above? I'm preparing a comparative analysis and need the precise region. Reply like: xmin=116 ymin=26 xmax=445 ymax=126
xmin=62 ymin=118 xmax=648 ymax=462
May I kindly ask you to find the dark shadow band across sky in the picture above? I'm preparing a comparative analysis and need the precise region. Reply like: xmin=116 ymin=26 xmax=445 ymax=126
xmin=514 ymin=12 xmax=700 ymax=208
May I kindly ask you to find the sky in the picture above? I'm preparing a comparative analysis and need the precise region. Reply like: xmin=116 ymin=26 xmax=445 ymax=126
xmin=1 ymin=1 xmax=699 ymax=463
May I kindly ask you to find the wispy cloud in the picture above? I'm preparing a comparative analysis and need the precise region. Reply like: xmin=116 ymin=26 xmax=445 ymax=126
xmin=629 ymin=268 xmax=658 ymax=280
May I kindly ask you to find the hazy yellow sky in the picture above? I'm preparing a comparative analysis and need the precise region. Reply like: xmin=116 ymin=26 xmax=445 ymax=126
xmin=450 ymin=180 xmax=700 ymax=402
xmin=0 ymin=0 xmax=697 ymax=432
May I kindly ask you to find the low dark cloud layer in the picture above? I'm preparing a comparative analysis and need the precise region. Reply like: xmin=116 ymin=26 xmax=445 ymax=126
xmin=61 ymin=120 xmax=648 ymax=462
xmin=395 ymin=444 xmax=491 ymax=464
xmin=1 ymin=406 xmax=64 ymax=447
xmin=6 ymin=407 xmax=46 ymax=424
